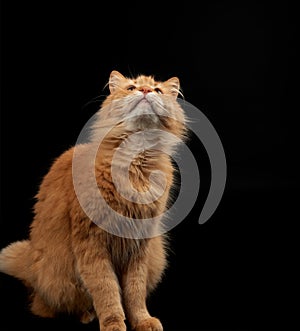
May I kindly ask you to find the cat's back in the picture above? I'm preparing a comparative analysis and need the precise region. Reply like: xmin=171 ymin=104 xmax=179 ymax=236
xmin=30 ymin=145 xmax=88 ymax=240
xmin=34 ymin=146 xmax=76 ymax=210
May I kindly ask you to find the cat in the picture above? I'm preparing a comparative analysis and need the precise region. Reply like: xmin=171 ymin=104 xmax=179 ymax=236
xmin=0 ymin=70 xmax=187 ymax=331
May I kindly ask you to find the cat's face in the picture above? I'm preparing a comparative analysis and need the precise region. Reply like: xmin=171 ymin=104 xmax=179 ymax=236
xmin=99 ymin=71 xmax=186 ymax=136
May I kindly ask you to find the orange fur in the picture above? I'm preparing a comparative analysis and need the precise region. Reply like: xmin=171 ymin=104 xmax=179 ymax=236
xmin=0 ymin=71 xmax=186 ymax=331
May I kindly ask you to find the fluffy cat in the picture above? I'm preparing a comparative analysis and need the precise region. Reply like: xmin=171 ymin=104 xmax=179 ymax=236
xmin=0 ymin=70 xmax=186 ymax=331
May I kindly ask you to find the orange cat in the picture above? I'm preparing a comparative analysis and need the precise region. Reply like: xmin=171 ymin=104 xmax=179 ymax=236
xmin=0 ymin=70 xmax=186 ymax=331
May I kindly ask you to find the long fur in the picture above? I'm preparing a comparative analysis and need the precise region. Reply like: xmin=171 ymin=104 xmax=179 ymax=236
xmin=0 ymin=70 xmax=186 ymax=331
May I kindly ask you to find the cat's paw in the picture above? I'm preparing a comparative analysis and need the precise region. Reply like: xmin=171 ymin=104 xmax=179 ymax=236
xmin=135 ymin=317 xmax=163 ymax=331
xmin=80 ymin=309 xmax=96 ymax=324
xmin=103 ymin=326 xmax=126 ymax=331
xmin=100 ymin=315 xmax=126 ymax=331
xmin=102 ymin=324 xmax=127 ymax=331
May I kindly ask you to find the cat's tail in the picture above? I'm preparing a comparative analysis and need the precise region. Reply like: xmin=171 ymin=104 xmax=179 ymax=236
xmin=0 ymin=240 xmax=31 ymax=281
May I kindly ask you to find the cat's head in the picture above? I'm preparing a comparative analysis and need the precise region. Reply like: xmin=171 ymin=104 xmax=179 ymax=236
xmin=97 ymin=71 xmax=186 ymax=138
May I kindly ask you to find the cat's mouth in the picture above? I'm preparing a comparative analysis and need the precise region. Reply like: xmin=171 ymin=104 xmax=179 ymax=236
xmin=132 ymin=95 xmax=159 ymax=115
xmin=136 ymin=96 xmax=153 ymax=109
xmin=123 ymin=95 xmax=161 ymax=130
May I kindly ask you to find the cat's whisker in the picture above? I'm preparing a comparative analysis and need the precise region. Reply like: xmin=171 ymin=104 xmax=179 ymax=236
xmin=177 ymin=89 xmax=184 ymax=99
xmin=81 ymin=95 xmax=107 ymax=110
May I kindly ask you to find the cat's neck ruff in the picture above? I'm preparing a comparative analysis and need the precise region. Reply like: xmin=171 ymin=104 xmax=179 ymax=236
xmin=91 ymin=110 xmax=179 ymax=169
xmin=110 ymin=128 xmax=177 ymax=168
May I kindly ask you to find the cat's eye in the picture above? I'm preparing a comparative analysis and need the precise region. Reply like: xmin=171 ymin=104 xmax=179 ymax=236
xmin=127 ymin=85 xmax=136 ymax=91
xmin=154 ymin=88 xmax=163 ymax=94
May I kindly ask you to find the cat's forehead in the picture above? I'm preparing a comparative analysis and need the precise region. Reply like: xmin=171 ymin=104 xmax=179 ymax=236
xmin=130 ymin=75 xmax=159 ymax=86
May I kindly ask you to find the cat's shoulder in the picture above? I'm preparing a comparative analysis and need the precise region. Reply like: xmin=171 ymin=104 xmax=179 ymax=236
xmin=50 ymin=144 xmax=89 ymax=169
xmin=41 ymin=144 xmax=90 ymax=184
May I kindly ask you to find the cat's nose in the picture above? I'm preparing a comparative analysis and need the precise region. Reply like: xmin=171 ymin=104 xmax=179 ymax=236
xmin=139 ymin=86 xmax=152 ymax=95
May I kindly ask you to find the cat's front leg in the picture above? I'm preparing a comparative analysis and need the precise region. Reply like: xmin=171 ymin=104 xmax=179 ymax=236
xmin=122 ymin=263 xmax=163 ymax=331
xmin=75 ymin=251 xmax=126 ymax=331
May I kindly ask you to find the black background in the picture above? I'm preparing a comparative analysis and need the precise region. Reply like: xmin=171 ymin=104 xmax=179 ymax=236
xmin=0 ymin=1 xmax=298 ymax=330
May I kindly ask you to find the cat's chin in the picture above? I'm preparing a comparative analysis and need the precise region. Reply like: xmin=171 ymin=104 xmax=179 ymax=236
xmin=124 ymin=114 xmax=160 ymax=131
xmin=124 ymin=99 xmax=161 ymax=130
xmin=133 ymin=98 xmax=155 ymax=113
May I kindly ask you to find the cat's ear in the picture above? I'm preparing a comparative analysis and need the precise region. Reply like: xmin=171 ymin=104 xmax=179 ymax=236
xmin=109 ymin=70 xmax=126 ymax=93
xmin=166 ymin=77 xmax=180 ymax=98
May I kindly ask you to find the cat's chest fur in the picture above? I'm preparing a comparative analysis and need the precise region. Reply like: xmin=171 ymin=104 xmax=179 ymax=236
xmin=106 ymin=235 xmax=148 ymax=272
